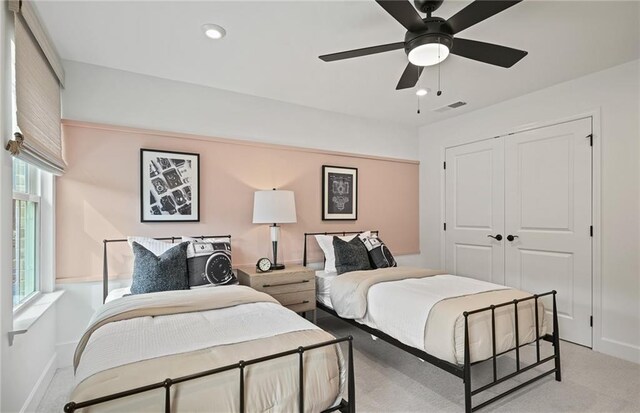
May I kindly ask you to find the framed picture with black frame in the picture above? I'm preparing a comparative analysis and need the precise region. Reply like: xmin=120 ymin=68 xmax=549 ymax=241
xmin=140 ymin=148 xmax=200 ymax=222
xmin=322 ymin=165 xmax=357 ymax=220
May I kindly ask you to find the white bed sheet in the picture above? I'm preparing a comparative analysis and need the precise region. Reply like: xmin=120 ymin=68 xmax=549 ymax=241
xmin=315 ymin=270 xmax=337 ymax=308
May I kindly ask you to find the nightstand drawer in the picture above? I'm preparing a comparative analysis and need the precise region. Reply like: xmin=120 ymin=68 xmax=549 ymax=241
xmin=255 ymin=272 xmax=314 ymax=295
xmin=272 ymin=290 xmax=315 ymax=312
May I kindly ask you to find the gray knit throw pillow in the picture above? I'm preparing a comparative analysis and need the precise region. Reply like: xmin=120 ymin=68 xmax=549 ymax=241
xmin=130 ymin=241 xmax=189 ymax=294
xmin=333 ymin=236 xmax=371 ymax=275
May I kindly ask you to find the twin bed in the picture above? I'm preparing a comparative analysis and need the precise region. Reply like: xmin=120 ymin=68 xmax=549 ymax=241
xmin=305 ymin=231 xmax=561 ymax=413
xmin=65 ymin=236 xmax=354 ymax=413
xmin=66 ymin=231 xmax=560 ymax=413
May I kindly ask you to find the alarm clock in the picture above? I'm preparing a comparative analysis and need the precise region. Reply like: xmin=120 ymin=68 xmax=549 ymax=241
xmin=256 ymin=257 xmax=272 ymax=273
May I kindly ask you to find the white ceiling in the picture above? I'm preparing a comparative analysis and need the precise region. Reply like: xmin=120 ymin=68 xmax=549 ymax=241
xmin=34 ymin=1 xmax=640 ymax=126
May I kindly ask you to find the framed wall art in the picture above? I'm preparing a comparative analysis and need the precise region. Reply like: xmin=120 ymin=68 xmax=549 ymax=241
xmin=322 ymin=165 xmax=357 ymax=220
xmin=140 ymin=149 xmax=200 ymax=222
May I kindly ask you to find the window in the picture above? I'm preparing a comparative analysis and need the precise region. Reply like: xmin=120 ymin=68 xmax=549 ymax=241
xmin=11 ymin=30 xmax=42 ymax=309
xmin=12 ymin=158 xmax=41 ymax=309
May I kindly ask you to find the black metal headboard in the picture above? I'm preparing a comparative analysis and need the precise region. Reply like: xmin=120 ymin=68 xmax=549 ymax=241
xmin=302 ymin=230 xmax=379 ymax=267
xmin=102 ymin=235 xmax=231 ymax=303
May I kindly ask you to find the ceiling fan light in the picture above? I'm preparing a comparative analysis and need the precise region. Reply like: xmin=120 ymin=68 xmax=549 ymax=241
xmin=408 ymin=43 xmax=449 ymax=67
xmin=416 ymin=88 xmax=429 ymax=96
xmin=202 ymin=24 xmax=226 ymax=40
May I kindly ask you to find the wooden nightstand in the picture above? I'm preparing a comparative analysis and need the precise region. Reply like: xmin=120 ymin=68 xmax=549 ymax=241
xmin=236 ymin=264 xmax=316 ymax=322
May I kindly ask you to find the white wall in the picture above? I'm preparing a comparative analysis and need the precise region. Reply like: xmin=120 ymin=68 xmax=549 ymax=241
xmin=61 ymin=60 xmax=419 ymax=160
xmin=0 ymin=5 xmax=59 ymax=412
xmin=419 ymin=59 xmax=640 ymax=363
xmin=0 ymin=2 xmax=9 ymax=407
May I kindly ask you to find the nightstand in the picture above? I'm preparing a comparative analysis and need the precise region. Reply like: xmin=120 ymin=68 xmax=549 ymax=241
xmin=236 ymin=264 xmax=316 ymax=322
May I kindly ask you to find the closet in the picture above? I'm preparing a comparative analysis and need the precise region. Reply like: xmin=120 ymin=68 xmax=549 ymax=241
xmin=444 ymin=117 xmax=593 ymax=347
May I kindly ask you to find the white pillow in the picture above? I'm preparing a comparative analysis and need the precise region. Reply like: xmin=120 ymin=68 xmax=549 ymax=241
xmin=105 ymin=286 xmax=131 ymax=303
xmin=181 ymin=236 xmax=230 ymax=244
xmin=127 ymin=236 xmax=174 ymax=256
xmin=315 ymin=231 xmax=369 ymax=273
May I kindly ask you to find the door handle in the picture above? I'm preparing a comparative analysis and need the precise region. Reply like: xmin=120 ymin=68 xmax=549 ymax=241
xmin=507 ymin=235 xmax=519 ymax=242
xmin=487 ymin=234 xmax=503 ymax=241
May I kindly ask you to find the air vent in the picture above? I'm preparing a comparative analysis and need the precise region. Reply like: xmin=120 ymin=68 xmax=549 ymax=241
xmin=433 ymin=101 xmax=467 ymax=113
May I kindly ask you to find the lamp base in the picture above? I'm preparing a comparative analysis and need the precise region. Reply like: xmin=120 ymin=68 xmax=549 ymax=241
xmin=271 ymin=263 xmax=286 ymax=271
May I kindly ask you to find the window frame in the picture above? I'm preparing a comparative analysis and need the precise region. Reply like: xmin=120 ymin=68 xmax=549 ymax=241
xmin=12 ymin=160 xmax=42 ymax=313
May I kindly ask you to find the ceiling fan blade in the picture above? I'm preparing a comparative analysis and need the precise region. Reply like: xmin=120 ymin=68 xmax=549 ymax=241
xmin=451 ymin=38 xmax=527 ymax=68
xmin=447 ymin=0 xmax=522 ymax=34
xmin=375 ymin=0 xmax=426 ymax=32
xmin=396 ymin=63 xmax=424 ymax=90
xmin=319 ymin=42 xmax=405 ymax=62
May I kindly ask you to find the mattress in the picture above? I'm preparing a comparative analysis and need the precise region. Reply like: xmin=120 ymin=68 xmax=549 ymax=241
xmin=315 ymin=270 xmax=337 ymax=308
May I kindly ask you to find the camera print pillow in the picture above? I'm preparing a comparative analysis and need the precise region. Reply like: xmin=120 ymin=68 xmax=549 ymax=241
xmin=358 ymin=232 xmax=397 ymax=269
xmin=185 ymin=240 xmax=237 ymax=288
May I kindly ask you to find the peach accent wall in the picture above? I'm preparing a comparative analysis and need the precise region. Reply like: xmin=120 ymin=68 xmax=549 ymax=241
xmin=56 ymin=121 xmax=419 ymax=281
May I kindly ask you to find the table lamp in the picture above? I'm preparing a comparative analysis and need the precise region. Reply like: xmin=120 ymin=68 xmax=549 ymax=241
xmin=252 ymin=189 xmax=297 ymax=270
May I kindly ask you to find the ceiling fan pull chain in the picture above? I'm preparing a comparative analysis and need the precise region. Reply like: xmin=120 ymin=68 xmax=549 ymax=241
xmin=437 ymin=37 xmax=443 ymax=96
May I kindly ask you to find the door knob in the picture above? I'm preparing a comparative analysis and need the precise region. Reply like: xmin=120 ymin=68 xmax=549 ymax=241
xmin=507 ymin=235 xmax=519 ymax=242
xmin=487 ymin=234 xmax=503 ymax=241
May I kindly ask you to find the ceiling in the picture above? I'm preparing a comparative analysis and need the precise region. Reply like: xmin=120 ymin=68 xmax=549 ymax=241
xmin=34 ymin=1 xmax=640 ymax=126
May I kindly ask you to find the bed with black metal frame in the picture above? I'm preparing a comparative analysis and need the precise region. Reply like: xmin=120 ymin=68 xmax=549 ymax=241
xmin=303 ymin=230 xmax=561 ymax=413
xmin=64 ymin=235 xmax=355 ymax=413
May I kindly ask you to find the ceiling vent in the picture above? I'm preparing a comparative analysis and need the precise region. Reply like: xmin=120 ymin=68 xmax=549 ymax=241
xmin=434 ymin=101 xmax=467 ymax=113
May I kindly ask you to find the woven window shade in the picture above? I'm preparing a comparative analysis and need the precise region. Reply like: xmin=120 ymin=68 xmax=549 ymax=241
xmin=5 ymin=2 xmax=65 ymax=175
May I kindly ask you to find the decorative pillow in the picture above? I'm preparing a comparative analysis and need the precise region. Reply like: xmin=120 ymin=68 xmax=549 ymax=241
xmin=333 ymin=236 xmax=371 ymax=275
xmin=130 ymin=241 xmax=190 ymax=295
xmin=127 ymin=236 xmax=173 ymax=256
xmin=185 ymin=240 xmax=237 ymax=287
xmin=358 ymin=232 xmax=397 ymax=269
xmin=315 ymin=232 xmax=368 ymax=273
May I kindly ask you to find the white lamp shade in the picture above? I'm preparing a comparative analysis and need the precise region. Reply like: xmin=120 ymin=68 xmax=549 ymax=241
xmin=252 ymin=190 xmax=297 ymax=224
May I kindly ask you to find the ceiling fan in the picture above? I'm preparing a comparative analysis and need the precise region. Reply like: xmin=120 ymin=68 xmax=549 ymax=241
xmin=319 ymin=0 xmax=528 ymax=90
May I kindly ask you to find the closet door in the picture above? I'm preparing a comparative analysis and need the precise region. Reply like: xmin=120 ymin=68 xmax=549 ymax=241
xmin=445 ymin=139 xmax=505 ymax=284
xmin=504 ymin=118 xmax=592 ymax=347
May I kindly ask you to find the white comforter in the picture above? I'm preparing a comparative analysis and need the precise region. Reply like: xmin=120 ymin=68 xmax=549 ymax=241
xmin=76 ymin=301 xmax=320 ymax=385
xmin=329 ymin=267 xmax=547 ymax=364
xmin=72 ymin=286 xmax=345 ymax=412
xmin=361 ymin=274 xmax=509 ymax=351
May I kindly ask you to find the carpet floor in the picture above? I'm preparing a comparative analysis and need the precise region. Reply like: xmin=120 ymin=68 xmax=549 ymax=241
xmin=38 ymin=311 xmax=640 ymax=412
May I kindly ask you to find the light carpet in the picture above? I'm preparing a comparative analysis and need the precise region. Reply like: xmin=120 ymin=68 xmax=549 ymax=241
xmin=38 ymin=310 xmax=640 ymax=412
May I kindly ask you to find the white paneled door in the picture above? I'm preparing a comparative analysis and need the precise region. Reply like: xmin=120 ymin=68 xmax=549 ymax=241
xmin=445 ymin=138 xmax=505 ymax=285
xmin=445 ymin=118 xmax=593 ymax=347
xmin=504 ymin=118 xmax=592 ymax=347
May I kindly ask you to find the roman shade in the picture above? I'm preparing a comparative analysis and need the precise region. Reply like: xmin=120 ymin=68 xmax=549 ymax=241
xmin=5 ymin=0 xmax=65 ymax=175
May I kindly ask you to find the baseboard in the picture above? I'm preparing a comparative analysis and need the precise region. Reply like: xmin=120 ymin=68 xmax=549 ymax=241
xmin=597 ymin=337 xmax=640 ymax=364
xmin=20 ymin=353 xmax=57 ymax=413
xmin=56 ymin=341 xmax=78 ymax=368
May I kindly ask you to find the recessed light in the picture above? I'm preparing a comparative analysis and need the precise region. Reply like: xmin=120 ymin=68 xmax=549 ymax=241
xmin=202 ymin=24 xmax=226 ymax=40
xmin=416 ymin=88 xmax=430 ymax=97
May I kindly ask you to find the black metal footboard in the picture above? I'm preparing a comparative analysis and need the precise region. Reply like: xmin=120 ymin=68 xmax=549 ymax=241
xmin=317 ymin=290 xmax=561 ymax=413
xmin=64 ymin=336 xmax=355 ymax=413
xmin=462 ymin=290 xmax=561 ymax=412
